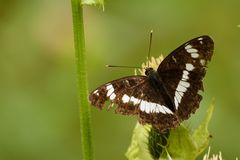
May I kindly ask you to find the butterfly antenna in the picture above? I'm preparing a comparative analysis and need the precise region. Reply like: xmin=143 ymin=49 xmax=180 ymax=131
xmin=147 ymin=30 xmax=153 ymax=68
xmin=106 ymin=65 xmax=143 ymax=69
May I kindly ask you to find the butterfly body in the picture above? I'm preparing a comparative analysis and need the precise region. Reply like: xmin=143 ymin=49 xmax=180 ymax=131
xmin=146 ymin=68 xmax=162 ymax=88
xmin=146 ymin=68 xmax=176 ymax=113
xmin=89 ymin=35 xmax=214 ymax=132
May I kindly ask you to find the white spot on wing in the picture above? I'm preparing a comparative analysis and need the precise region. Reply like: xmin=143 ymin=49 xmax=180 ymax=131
xmin=191 ymin=53 xmax=199 ymax=58
xmin=162 ymin=105 xmax=173 ymax=114
xmin=145 ymin=102 xmax=151 ymax=113
xmin=140 ymin=101 xmax=146 ymax=112
xmin=187 ymin=48 xmax=198 ymax=53
xmin=110 ymin=93 xmax=116 ymax=100
xmin=172 ymin=56 xmax=177 ymax=63
xmin=106 ymin=84 xmax=113 ymax=90
xmin=130 ymin=96 xmax=140 ymax=105
xmin=186 ymin=63 xmax=195 ymax=71
xmin=157 ymin=104 xmax=167 ymax=114
xmin=200 ymin=59 xmax=206 ymax=66
xmin=122 ymin=94 xmax=130 ymax=103
xmin=175 ymin=91 xmax=182 ymax=103
xmin=154 ymin=104 xmax=160 ymax=113
xmin=179 ymin=80 xmax=190 ymax=88
xmin=93 ymin=90 xmax=99 ymax=96
xmin=150 ymin=103 xmax=156 ymax=113
xmin=174 ymin=97 xmax=178 ymax=109
xmin=157 ymin=104 xmax=165 ymax=114
xmin=182 ymin=70 xmax=189 ymax=80
xmin=174 ymin=62 xmax=195 ymax=109
xmin=176 ymin=85 xmax=187 ymax=92
xmin=107 ymin=87 xmax=114 ymax=97
xmin=178 ymin=91 xmax=184 ymax=97
xmin=185 ymin=44 xmax=192 ymax=49
xmin=183 ymin=70 xmax=189 ymax=76
xmin=139 ymin=101 xmax=173 ymax=114
xmin=198 ymin=37 xmax=204 ymax=44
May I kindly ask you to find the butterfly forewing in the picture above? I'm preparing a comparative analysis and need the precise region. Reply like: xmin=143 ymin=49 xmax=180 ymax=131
xmin=157 ymin=36 xmax=214 ymax=120
xmin=89 ymin=76 xmax=146 ymax=114
xmin=89 ymin=75 xmax=175 ymax=115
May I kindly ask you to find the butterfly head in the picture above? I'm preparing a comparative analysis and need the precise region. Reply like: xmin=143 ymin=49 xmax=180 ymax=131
xmin=144 ymin=67 xmax=155 ymax=76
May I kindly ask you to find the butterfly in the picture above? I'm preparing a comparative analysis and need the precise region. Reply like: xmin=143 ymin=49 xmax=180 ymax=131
xmin=89 ymin=35 xmax=214 ymax=132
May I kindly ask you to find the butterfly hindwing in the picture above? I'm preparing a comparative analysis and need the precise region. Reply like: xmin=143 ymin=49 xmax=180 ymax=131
xmin=127 ymin=79 xmax=179 ymax=131
xmin=157 ymin=35 xmax=214 ymax=120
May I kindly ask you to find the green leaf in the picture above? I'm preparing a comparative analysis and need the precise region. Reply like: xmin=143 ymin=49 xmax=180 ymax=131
xmin=126 ymin=104 xmax=214 ymax=160
xmin=162 ymin=125 xmax=197 ymax=160
xmin=125 ymin=123 xmax=153 ymax=160
xmin=192 ymin=103 xmax=214 ymax=156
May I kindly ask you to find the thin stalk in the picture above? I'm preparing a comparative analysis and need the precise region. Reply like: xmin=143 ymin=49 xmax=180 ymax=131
xmin=71 ymin=1 xmax=93 ymax=160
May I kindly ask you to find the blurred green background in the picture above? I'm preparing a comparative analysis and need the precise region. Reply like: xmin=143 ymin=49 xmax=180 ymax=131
xmin=0 ymin=0 xmax=240 ymax=160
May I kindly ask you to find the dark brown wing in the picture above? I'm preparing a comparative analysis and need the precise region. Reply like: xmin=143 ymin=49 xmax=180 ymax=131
xmin=89 ymin=76 xmax=146 ymax=114
xmin=157 ymin=35 xmax=214 ymax=121
xmin=89 ymin=76 xmax=179 ymax=132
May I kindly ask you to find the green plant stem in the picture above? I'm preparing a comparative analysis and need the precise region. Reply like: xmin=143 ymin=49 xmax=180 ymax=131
xmin=71 ymin=1 xmax=93 ymax=160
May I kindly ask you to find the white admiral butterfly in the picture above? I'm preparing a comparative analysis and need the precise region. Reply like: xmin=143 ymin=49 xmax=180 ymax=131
xmin=89 ymin=35 xmax=214 ymax=132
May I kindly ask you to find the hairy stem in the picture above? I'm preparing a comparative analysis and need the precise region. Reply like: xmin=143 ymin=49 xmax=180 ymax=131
xmin=71 ymin=1 xmax=93 ymax=159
